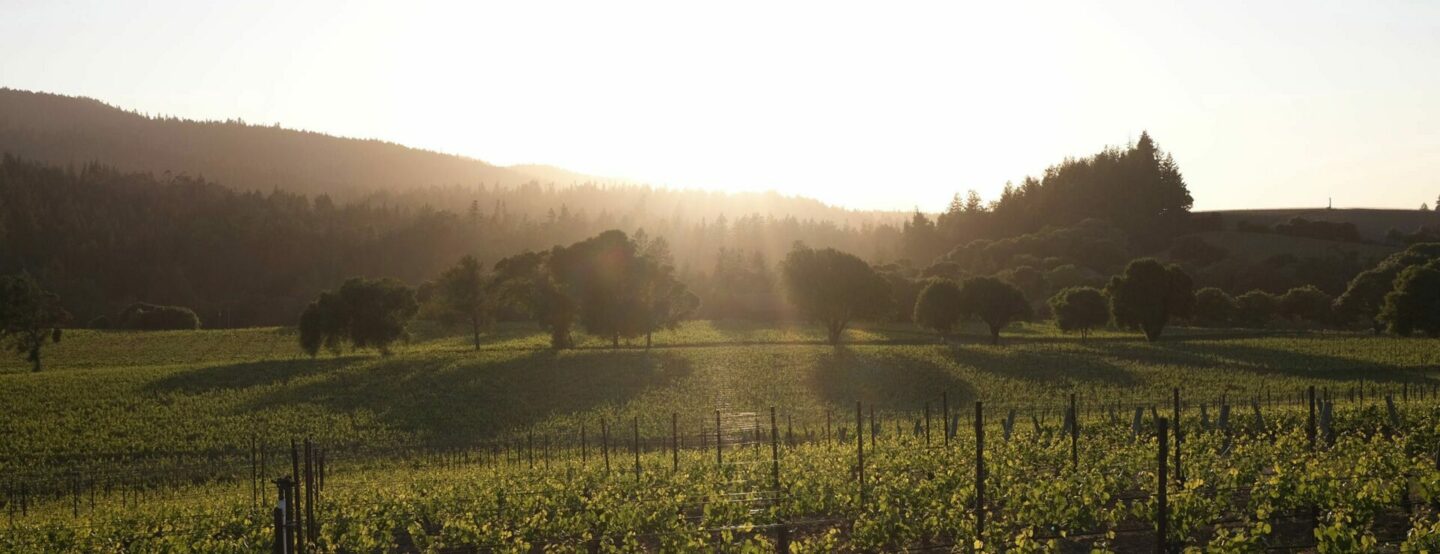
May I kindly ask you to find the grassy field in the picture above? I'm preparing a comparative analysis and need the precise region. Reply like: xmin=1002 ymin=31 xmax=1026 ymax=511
xmin=2 ymin=320 xmax=1437 ymax=474
xmin=4 ymin=319 xmax=1440 ymax=551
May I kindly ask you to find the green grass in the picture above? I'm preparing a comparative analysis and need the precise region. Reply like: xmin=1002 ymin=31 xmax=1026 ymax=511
xmin=2 ymin=320 xmax=1436 ymax=477
xmin=5 ymin=319 xmax=1440 ymax=551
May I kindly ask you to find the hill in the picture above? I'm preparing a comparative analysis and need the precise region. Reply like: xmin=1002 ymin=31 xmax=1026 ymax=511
xmin=1190 ymin=230 xmax=1399 ymax=263
xmin=0 ymin=88 xmax=903 ymax=225
xmin=0 ymin=88 xmax=566 ymax=198
xmin=1203 ymin=208 xmax=1440 ymax=241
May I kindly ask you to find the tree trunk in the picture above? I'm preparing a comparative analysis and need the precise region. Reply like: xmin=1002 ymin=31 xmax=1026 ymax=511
xmin=472 ymin=318 xmax=481 ymax=351
xmin=1144 ymin=323 xmax=1163 ymax=341
xmin=646 ymin=331 xmax=652 ymax=350
xmin=827 ymin=321 xmax=844 ymax=345
xmin=989 ymin=326 xmax=1001 ymax=346
xmin=29 ymin=346 xmax=41 ymax=373
xmin=612 ymin=334 xmax=620 ymax=349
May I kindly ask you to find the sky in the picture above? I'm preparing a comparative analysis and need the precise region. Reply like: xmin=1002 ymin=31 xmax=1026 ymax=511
xmin=2 ymin=0 xmax=1438 ymax=212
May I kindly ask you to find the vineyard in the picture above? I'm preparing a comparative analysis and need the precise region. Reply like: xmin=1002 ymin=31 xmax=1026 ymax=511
xmin=3 ymin=321 xmax=1440 ymax=552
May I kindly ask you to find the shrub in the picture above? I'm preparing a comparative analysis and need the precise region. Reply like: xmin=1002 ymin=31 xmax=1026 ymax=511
xmin=1049 ymin=287 xmax=1108 ymax=338
xmin=913 ymin=278 xmax=964 ymax=339
xmin=118 ymin=302 xmax=201 ymax=330
xmin=1191 ymin=288 xmax=1238 ymax=327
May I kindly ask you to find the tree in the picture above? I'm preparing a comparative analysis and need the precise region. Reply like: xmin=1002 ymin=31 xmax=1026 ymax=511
xmin=996 ymin=266 xmax=1047 ymax=312
xmin=1234 ymin=290 xmax=1279 ymax=328
xmin=551 ymin=230 xmax=648 ymax=348
xmin=1278 ymin=285 xmax=1333 ymax=325
xmin=299 ymin=291 xmax=346 ymax=357
xmin=1379 ymin=259 xmax=1440 ymax=336
xmin=901 ymin=211 xmax=944 ymax=266
xmin=1190 ymin=287 xmax=1238 ymax=327
xmin=978 ymin=132 xmax=1192 ymax=244
xmin=435 ymin=256 xmax=492 ymax=350
xmin=781 ymin=245 xmax=890 ymax=345
xmin=877 ymin=264 xmax=923 ymax=323
xmin=491 ymin=250 xmax=578 ymax=349
xmin=1106 ymin=258 xmax=1194 ymax=341
xmin=913 ymin=278 xmax=964 ymax=339
xmin=1049 ymin=287 xmax=1108 ymax=339
xmin=297 ymin=277 xmax=417 ymax=356
xmin=1335 ymin=243 xmax=1440 ymax=331
xmin=0 ymin=274 xmax=70 ymax=372
xmin=957 ymin=276 xmax=1031 ymax=345
xmin=118 ymin=302 xmax=201 ymax=330
xmin=635 ymin=255 xmax=700 ymax=348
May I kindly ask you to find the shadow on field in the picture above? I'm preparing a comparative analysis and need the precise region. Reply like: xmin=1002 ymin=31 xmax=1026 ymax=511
xmin=173 ymin=349 xmax=695 ymax=446
xmin=144 ymin=356 xmax=361 ymax=393
xmin=808 ymin=347 xmax=979 ymax=411
xmin=949 ymin=345 xmax=1142 ymax=387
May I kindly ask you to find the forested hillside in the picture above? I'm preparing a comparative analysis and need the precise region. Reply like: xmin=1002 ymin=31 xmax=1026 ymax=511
xmin=0 ymin=155 xmax=902 ymax=326
xmin=0 ymin=88 xmax=904 ymax=228
xmin=5 ymin=88 xmax=1430 ymax=331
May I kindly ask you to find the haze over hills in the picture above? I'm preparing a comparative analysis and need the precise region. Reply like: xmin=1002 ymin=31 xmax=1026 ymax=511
xmin=4 ymin=86 xmax=1439 ymax=329
xmin=0 ymin=88 xmax=901 ymax=226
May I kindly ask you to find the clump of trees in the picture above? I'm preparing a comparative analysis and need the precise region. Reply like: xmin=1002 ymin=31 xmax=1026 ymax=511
xmin=0 ymin=273 xmax=70 ymax=372
xmin=1277 ymin=286 xmax=1333 ymax=325
xmin=1379 ymin=259 xmax=1440 ymax=336
xmin=1234 ymin=290 xmax=1279 ymax=328
xmin=1335 ymin=243 xmax=1440 ymax=331
xmin=926 ymin=132 xmax=1193 ymax=250
xmin=117 ymin=302 xmax=201 ymax=330
xmin=913 ymin=279 xmax=963 ymax=339
xmin=956 ymin=276 xmax=1031 ymax=345
xmin=781 ymin=244 xmax=890 ymax=345
xmin=1190 ymin=288 xmax=1238 ymax=327
xmin=0 ymin=153 xmax=900 ymax=328
xmin=491 ymin=230 xmax=698 ymax=349
xmin=693 ymin=248 xmax=780 ymax=321
xmin=1235 ymin=217 xmax=1364 ymax=243
xmin=299 ymin=277 xmax=418 ymax=356
xmin=910 ymin=275 xmax=1030 ymax=344
xmin=1106 ymin=259 xmax=1194 ymax=341
xmin=1048 ymin=287 xmax=1108 ymax=339
xmin=425 ymin=256 xmax=491 ymax=350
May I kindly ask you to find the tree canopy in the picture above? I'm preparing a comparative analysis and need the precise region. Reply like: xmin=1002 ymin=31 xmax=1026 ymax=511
xmin=1049 ymin=286 xmax=1108 ymax=338
xmin=298 ymin=277 xmax=418 ymax=356
xmin=0 ymin=273 xmax=70 ymax=372
xmin=490 ymin=230 xmax=696 ymax=349
xmin=1107 ymin=258 xmax=1194 ymax=341
xmin=430 ymin=256 xmax=492 ymax=350
xmin=1190 ymin=287 xmax=1238 ymax=327
xmin=1379 ymin=259 xmax=1440 ymax=337
xmin=933 ymin=132 xmax=1192 ymax=246
xmin=957 ymin=276 xmax=1031 ymax=345
xmin=781 ymin=245 xmax=890 ymax=345
xmin=913 ymin=278 xmax=964 ymax=339
xmin=1335 ymin=243 xmax=1440 ymax=330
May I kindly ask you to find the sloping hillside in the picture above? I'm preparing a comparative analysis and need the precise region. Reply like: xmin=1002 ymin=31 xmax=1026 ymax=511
xmin=1190 ymin=230 xmax=1398 ymax=263
xmin=0 ymin=88 xmax=574 ymax=197
xmin=1204 ymin=208 xmax=1439 ymax=241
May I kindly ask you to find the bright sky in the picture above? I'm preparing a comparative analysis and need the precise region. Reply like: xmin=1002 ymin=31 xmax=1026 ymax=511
xmin=2 ymin=0 xmax=1438 ymax=212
